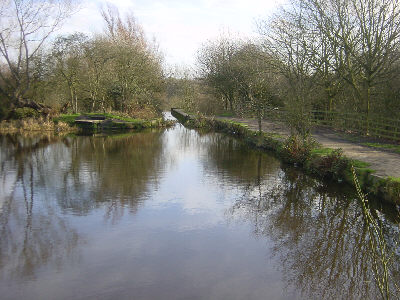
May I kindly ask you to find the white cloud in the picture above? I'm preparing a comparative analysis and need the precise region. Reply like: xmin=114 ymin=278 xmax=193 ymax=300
xmin=60 ymin=0 xmax=285 ymax=67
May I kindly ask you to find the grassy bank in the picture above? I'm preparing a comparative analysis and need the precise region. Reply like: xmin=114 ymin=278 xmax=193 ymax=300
xmin=172 ymin=109 xmax=400 ymax=204
xmin=0 ymin=117 xmax=76 ymax=134
xmin=0 ymin=112 xmax=175 ymax=134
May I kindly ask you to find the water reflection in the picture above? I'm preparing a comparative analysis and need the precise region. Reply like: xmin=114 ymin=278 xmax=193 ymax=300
xmin=201 ymin=134 xmax=280 ymax=181
xmin=0 ymin=130 xmax=166 ymax=282
xmin=0 ymin=134 xmax=79 ymax=282
xmin=55 ymin=131 xmax=165 ymax=221
xmin=0 ymin=127 xmax=399 ymax=300
xmin=227 ymin=167 xmax=400 ymax=300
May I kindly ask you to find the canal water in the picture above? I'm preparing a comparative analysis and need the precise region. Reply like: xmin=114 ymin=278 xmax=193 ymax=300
xmin=0 ymin=117 xmax=399 ymax=299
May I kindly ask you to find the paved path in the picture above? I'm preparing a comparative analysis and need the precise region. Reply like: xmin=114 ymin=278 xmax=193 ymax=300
xmin=217 ymin=117 xmax=400 ymax=179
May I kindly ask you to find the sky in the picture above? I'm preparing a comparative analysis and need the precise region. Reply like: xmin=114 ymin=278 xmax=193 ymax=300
xmin=63 ymin=0 xmax=286 ymax=68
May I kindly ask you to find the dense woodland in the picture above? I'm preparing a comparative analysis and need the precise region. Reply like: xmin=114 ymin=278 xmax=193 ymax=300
xmin=1 ymin=0 xmax=400 ymax=132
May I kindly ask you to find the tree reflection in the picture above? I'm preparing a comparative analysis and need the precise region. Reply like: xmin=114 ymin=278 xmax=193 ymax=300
xmin=227 ymin=167 xmax=400 ymax=299
xmin=0 ymin=134 xmax=79 ymax=281
xmin=56 ymin=131 xmax=165 ymax=222
xmin=0 ymin=130 xmax=166 ymax=280
xmin=182 ymin=131 xmax=282 ymax=189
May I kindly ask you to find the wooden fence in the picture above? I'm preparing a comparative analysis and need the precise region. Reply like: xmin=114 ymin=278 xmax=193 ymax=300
xmin=264 ymin=108 xmax=400 ymax=142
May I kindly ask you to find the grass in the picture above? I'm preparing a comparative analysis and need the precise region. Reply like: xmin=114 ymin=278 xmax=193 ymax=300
xmin=53 ymin=114 xmax=80 ymax=125
xmin=94 ymin=113 xmax=142 ymax=123
xmin=387 ymin=176 xmax=400 ymax=183
xmin=226 ymin=120 xmax=248 ymax=128
xmin=217 ymin=111 xmax=235 ymax=117
xmin=1 ymin=117 xmax=76 ymax=133
xmin=265 ymin=132 xmax=286 ymax=140
xmin=336 ymin=132 xmax=400 ymax=153
xmin=311 ymin=147 xmax=335 ymax=156
xmin=353 ymin=160 xmax=371 ymax=168
xmin=362 ymin=142 xmax=400 ymax=154
xmin=351 ymin=159 xmax=376 ymax=174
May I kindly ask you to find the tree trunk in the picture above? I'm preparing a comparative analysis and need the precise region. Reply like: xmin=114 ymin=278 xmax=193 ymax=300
xmin=366 ymin=87 xmax=371 ymax=135
xmin=91 ymin=92 xmax=96 ymax=112
xmin=101 ymin=96 xmax=106 ymax=114
xmin=69 ymin=87 xmax=76 ymax=114
xmin=74 ymin=93 xmax=78 ymax=114
xmin=229 ymin=94 xmax=234 ymax=111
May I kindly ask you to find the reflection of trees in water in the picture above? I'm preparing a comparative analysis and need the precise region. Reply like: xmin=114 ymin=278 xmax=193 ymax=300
xmin=227 ymin=167 xmax=400 ymax=300
xmin=0 ymin=130 xmax=166 ymax=279
xmin=174 ymin=129 xmax=281 ymax=187
xmin=0 ymin=134 xmax=79 ymax=281
xmin=201 ymin=134 xmax=280 ymax=182
xmin=57 ymin=131 xmax=165 ymax=222
xmin=170 ymin=127 xmax=221 ymax=162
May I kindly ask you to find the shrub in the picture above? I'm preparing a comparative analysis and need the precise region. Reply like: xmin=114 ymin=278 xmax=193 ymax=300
xmin=280 ymin=134 xmax=316 ymax=164
xmin=0 ymin=104 xmax=10 ymax=120
xmin=308 ymin=148 xmax=350 ymax=179
xmin=10 ymin=107 xmax=40 ymax=119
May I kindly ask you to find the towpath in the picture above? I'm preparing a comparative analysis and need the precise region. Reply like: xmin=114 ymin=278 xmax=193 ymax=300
xmin=217 ymin=116 xmax=400 ymax=179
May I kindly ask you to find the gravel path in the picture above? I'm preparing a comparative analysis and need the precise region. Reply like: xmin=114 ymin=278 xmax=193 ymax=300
xmin=217 ymin=116 xmax=400 ymax=178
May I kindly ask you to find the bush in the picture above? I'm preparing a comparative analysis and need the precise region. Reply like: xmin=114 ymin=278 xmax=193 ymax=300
xmin=280 ymin=134 xmax=316 ymax=164
xmin=10 ymin=107 xmax=40 ymax=119
xmin=307 ymin=148 xmax=350 ymax=179
xmin=0 ymin=105 xmax=9 ymax=120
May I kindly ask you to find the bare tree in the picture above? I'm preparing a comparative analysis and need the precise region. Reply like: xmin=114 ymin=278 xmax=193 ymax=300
xmin=101 ymin=3 xmax=146 ymax=48
xmin=99 ymin=6 xmax=164 ymax=114
xmin=51 ymin=33 xmax=87 ymax=114
xmin=82 ymin=37 xmax=113 ymax=113
xmin=259 ymin=0 xmax=318 ymax=136
xmin=197 ymin=35 xmax=240 ymax=112
xmin=257 ymin=0 xmax=400 ymax=134
xmin=306 ymin=0 xmax=400 ymax=130
xmin=232 ymin=42 xmax=278 ymax=132
xmin=0 ymin=0 xmax=75 ymax=108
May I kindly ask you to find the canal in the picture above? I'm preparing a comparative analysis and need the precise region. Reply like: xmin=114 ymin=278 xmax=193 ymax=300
xmin=0 ymin=115 xmax=399 ymax=299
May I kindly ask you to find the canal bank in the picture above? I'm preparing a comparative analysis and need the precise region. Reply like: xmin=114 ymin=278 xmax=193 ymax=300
xmin=171 ymin=108 xmax=400 ymax=204
xmin=0 ymin=113 xmax=175 ymax=134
